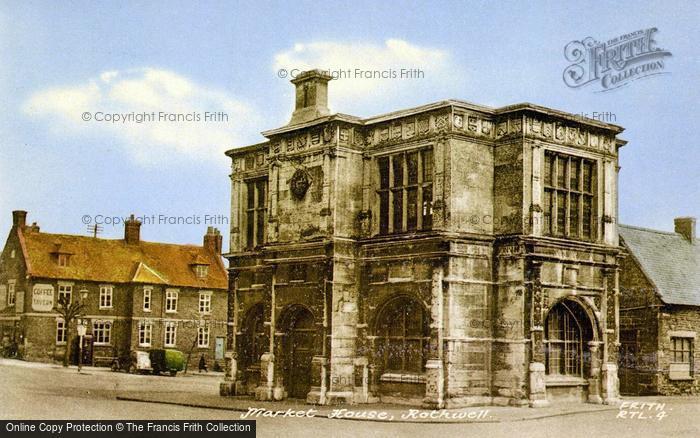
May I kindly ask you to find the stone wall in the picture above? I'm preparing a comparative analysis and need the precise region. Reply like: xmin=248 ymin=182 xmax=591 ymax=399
xmin=129 ymin=284 xmax=228 ymax=371
xmin=658 ymin=307 xmax=700 ymax=394
xmin=618 ymin=252 xmax=661 ymax=394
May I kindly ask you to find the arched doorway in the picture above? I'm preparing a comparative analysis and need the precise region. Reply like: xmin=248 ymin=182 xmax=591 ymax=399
xmin=281 ymin=306 xmax=316 ymax=399
xmin=544 ymin=299 xmax=595 ymax=377
xmin=240 ymin=304 xmax=268 ymax=392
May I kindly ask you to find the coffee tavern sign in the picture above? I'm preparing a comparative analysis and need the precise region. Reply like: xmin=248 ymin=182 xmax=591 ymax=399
xmin=31 ymin=284 xmax=54 ymax=312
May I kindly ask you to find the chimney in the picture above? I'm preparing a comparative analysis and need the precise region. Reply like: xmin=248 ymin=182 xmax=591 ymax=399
xmin=674 ymin=217 xmax=696 ymax=242
xmin=124 ymin=214 xmax=141 ymax=244
xmin=12 ymin=210 xmax=27 ymax=228
xmin=204 ymin=227 xmax=223 ymax=255
xmin=26 ymin=222 xmax=40 ymax=233
xmin=288 ymin=69 xmax=333 ymax=125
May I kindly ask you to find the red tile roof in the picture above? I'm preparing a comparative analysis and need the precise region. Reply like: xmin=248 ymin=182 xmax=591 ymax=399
xmin=19 ymin=229 xmax=227 ymax=289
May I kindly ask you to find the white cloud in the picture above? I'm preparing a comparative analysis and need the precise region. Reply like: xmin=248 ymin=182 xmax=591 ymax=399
xmin=273 ymin=39 xmax=465 ymax=114
xmin=23 ymin=68 xmax=258 ymax=166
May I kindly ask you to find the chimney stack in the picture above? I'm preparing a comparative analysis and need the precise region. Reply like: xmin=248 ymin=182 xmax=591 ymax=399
xmin=674 ymin=217 xmax=696 ymax=242
xmin=12 ymin=210 xmax=27 ymax=228
xmin=204 ymin=227 xmax=223 ymax=255
xmin=288 ymin=69 xmax=333 ymax=125
xmin=124 ymin=214 xmax=141 ymax=244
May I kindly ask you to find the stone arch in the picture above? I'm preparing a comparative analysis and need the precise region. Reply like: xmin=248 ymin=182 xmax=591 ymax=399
xmin=240 ymin=303 xmax=268 ymax=369
xmin=544 ymin=295 xmax=601 ymax=342
xmin=372 ymin=294 xmax=430 ymax=374
xmin=543 ymin=296 xmax=599 ymax=378
xmin=277 ymin=303 xmax=317 ymax=329
xmin=372 ymin=292 xmax=430 ymax=332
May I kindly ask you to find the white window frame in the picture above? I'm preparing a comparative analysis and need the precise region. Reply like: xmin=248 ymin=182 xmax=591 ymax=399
xmin=165 ymin=289 xmax=178 ymax=313
xmin=58 ymin=282 xmax=73 ymax=305
xmin=142 ymin=287 xmax=152 ymax=312
xmin=198 ymin=324 xmax=210 ymax=348
xmin=92 ymin=320 xmax=112 ymax=345
xmin=195 ymin=264 xmax=209 ymax=278
xmin=7 ymin=280 xmax=16 ymax=306
xmin=138 ymin=320 xmax=153 ymax=347
xmin=669 ymin=332 xmax=695 ymax=380
xmin=58 ymin=253 xmax=69 ymax=267
xmin=199 ymin=291 xmax=212 ymax=314
xmin=56 ymin=318 xmax=67 ymax=345
xmin=164 ymin=321 xmax=177 ymax=347
xmin=99 ymin=285 xmax=113 ymax=309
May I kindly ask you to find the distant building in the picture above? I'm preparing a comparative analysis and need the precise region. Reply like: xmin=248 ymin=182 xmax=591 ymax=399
xmin=619 ymin=217 xmax=700 ymax=395
xmin=0 ymin=211 xmax=228 ymax=370
xmin=221 ymin=70 xmax=627 ymax=408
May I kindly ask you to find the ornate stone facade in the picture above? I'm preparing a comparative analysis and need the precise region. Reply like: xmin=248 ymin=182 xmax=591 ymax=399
xmin=220 ymin=70 xmax=626 ymax=407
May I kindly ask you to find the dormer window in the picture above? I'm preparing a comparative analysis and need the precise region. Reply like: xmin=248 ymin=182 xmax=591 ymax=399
xmin=195 ymin=264 xmax=209 ymax=279
xmin=51 ymin=243 xmax=73 ymax=267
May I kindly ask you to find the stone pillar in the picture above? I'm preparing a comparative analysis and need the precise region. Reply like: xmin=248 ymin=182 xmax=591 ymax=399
xmin=587 ymin=341 xmax=603 ymax=404
xmin=601 ymin=363 xmax=620 ymax=405
xmin=319 ymin=148 xmax=333 ymax=233
xmin=229 ymin=174 xmax=242 ymax=251
xmin=601 ymin=267 xmax=621 ymax=405
xmin=307 ymin=264 xmax=331 ymax=404
xmin=255 ymin=267 xmax=279 ymax=401
xmin=220 ymin=271 xmax=239 ymax=396
xmin=432 ymin=137 xmax=447 ymax=230
xmin=602 ymin=158 xmax=616 ymax=245
xmin=366 ymin=337 xmax=379 ymax=396
xmin=267 ymin=160 xmax=279 ymax=242
xmin=272 ymin=331 xmax=286 ymax=401
xmin=327 ymin=258 xmax=358 ymax=404
xmin=530 ymin=143 xmax=544 ymax=236
xmin=307 ymin=356 xmax=328 ymax=404
xmin=352 ymin=357 xmax=371 ymax=404
xmin=423 ymin=263 xmax=445 ymax=408
xmin=528 ymin=260 xmax=549 ymax=407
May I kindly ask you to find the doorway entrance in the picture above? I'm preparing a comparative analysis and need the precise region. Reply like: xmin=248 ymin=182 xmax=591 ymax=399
xmin=282 ymin=307 xmax=315 ymax=399
xmin=619 ymin=329 xmax=640 ymax=395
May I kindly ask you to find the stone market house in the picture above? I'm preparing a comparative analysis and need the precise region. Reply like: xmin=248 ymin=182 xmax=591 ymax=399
xmin=619 ymin=217 xmax=700 ymax=395
xmin=220 ymin=70 xmax=627 ymax=408
xmin=0 ymin=211 xmax=228 ymax=370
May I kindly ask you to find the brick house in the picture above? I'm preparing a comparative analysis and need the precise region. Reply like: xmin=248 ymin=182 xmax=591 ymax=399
xmin=0 ymin=211 xmax=228 ymax=370
xmin=619 ymin=217 xmax=700 ymax=395
xmin=220 ymin=70 xmax=627 ymax=408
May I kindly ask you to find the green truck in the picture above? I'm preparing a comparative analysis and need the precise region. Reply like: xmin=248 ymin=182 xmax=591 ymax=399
xmin=149 ymin=349 xmax=186 ymax=376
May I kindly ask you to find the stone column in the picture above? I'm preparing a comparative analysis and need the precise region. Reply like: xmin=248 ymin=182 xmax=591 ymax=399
xmin=528 ymin=260 xmax=549 ymax=407
xmin=230 ymin=174 xmax=241 ymax=251
xmin=423 ymin=263 xmax=445 ymax=408
xmin=432 ymin=137 xmax=447 ymax=230
xmin=530 ymin=143 xmax=544 ymax=236
xmin=255 ymin=266 xmax=278 ymax=401
xmin=602 ymin=158 xmax=615 ymax=245
xmin=326 ymin=258 xmax=358 ymax=404
xmin=220 ymin=271 xmax=239 ymax=396
xmin=601 ymin=267 xmax=621 ymax=405
xmin=587 ymin=341 xmax=603 ymax=404
xmin=267 ymin=160 xmax=279 ymax=242
xmin=307 ymin=263 xmax=331 ymax=404
xmin=366 ymin=337 xmax=379 ymax=396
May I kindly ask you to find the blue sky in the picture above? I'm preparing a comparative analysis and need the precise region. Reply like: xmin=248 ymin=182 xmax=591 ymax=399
xmin=1 ymin=0 xmax=698 ymax=250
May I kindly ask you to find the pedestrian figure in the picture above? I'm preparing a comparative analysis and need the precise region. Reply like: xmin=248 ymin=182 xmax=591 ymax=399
xmin=198 ymin=354 xmax=208 ymax=373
